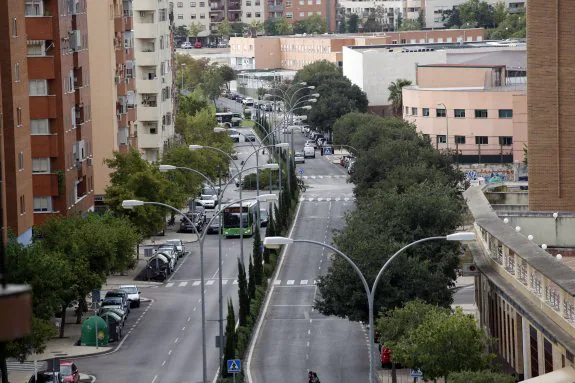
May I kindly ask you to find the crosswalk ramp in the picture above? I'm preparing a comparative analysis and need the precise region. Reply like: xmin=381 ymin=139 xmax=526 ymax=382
xmin=7 ymin=360 xmax=46 ymax=372
xmin=154 ymin=279 xmax=319 ymax=288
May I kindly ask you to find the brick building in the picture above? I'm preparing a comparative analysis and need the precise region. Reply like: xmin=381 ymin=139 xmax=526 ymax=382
xmin=527 ymin=0 xmax=575 ymax=211
xmin=0 ymin=0 xmax=35 ymax=244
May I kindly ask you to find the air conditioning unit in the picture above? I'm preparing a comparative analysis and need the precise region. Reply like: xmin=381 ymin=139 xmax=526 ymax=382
xmin=87 ymin=158 xmax=93 ymax=166
xmin=461 ymin=263 xmax=479 ymax=276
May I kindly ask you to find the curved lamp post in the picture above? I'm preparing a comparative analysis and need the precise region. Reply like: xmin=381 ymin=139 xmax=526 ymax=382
xmin=263 ymin=232 xmax=476 ymax=383
xmin=122 ymin=194 xmax=278 ymax=382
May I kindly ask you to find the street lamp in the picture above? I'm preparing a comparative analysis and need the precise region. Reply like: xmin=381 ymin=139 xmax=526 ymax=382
xmin=262 ymin=232 xmax=476 ymax=383
xmin=437 ymin=102 xmax=449 ymax=150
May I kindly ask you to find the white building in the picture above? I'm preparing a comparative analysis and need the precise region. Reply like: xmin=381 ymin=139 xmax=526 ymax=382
xmin=342 ymin=42 xmax=526 ymax=115
xmin=425 ymin=0 xmax=526 ymax=29
xmin=339 ymin=0 xmax=403 ymax=29
xmin=172 ymin=0 xmax=211 ymax=38
xmin=133 ymin=0 xmax=175 ymax=161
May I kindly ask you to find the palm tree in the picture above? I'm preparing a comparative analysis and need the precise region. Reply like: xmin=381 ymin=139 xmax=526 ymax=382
xmin=387 ymin=79 xmax=412 ymax=116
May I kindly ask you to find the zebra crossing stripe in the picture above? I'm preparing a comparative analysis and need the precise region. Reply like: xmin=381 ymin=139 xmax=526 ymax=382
xmin=318 ymin=198 xmax=323 ymax=202
xmin=222 ymin=280 xmax=228 ymax=285
xmin=301 ymin=280 xmax=308 ymax=285
xmin=206 ymin=280 xmax=215 ymax=285
xmin=344 ymin=198 xmax=350 ymax=202
xmin=179 ymin=281 xmax=188 ymax=287
xmin=233 ymin=280 xmax=239 ymax=285
xmin=287 ymin=280 xmax=295 ymax=285
xmin=192 ymin=281 xmax=201 ymax=286
xmin=274 ymin=280 xmax=281 ymax=285
xmin=335 ymin=197 xmax=341 ymax=201
xmin=165 ymin=282 xmax=174 ymax=287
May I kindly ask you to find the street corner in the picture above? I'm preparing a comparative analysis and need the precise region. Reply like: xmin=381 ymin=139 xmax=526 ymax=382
xmin=80 ymin=373 xmax=97 ymax=382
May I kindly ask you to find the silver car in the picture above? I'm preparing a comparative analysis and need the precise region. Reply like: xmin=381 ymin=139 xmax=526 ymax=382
xmin=294 ymin=152 xmax=305 ymax=164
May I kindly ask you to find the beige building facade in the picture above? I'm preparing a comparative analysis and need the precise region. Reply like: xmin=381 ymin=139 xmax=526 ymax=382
xmin=402 ymin=64 xmax=527 ymax=164
xmin=229 ymin=28 xmax=485 ymax=71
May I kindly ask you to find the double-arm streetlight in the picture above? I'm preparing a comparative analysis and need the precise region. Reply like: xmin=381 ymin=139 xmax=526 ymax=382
xmin=122 ymin=194 xmax=278 ymax=383
xmin=263 ymin=232 xmax=476 ymax=383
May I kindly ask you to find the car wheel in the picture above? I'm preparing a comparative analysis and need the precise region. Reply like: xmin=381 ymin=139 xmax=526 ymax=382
xmin=136 ymin=301 xmax=141 ymax=308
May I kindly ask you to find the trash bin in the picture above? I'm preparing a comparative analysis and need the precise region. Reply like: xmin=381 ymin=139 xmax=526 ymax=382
xmin=80 ymin=316 xmax=109 ymax=346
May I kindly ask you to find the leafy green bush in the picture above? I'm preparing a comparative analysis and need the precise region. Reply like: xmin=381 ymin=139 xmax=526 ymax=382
xmin=235 ymin=326 xmax=251 ymax=358
xmin=242 ymin=170 xmax=278 ymax=190
xmin=449 ymin=370 xmax=516 ymax=383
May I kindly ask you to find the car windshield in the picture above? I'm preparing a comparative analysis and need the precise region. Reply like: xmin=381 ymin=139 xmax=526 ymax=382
xmin=260 ymin=210 xmax=268 ymax=219
xmin=211 ymin=216 xmax=220 ymax=225
xmin=295 ymin=152 xmax=304 ymax=157
xmin=120 ymin=287 xmax=137 ymax=294
xmin=223 ymin=213 xmax=249 ymax=227
xmin=60 ymin=366 xmax=72 ymax=376
xmin=166 ymin=240 xmax=182 ymax=246
xmin=102 ymin=297 xmax=122 ymax=305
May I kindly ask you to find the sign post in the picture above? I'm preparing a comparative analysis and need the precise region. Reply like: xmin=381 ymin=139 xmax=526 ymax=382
xmin=410 ymin=369 xmax=423 ymax=382
xmin=227 ymin=359 xmax=241 ymax=383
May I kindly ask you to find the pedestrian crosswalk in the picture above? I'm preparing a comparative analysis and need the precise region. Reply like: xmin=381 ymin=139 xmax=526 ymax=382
xmin=299 ymin=196 xmax=356 ymax=202
xmin=300 ymin=175 xmax=347 ymax=180
xmin=153 ymin=279 xmax=319 ymax=288
xmin=7 ymin=360 xmax=46 ymax=372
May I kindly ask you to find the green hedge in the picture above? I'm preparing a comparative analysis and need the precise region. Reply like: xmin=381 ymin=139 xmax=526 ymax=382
xmin=242 ymin=170 xmax=279 ymax=190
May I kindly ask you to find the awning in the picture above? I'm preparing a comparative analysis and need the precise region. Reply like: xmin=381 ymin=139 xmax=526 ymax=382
xmin=521 ymin=367 xmax=575 ymax=382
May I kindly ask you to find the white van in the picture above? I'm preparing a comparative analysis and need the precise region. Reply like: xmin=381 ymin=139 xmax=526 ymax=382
xmin=242 ymin=97 xmax=254 ymax=107
xmin=304 ymin=146 xmax=315 ymax=159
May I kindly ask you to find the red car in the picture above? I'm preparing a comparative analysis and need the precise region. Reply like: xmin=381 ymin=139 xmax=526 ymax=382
xmin=380 ymin=346 xmax=403 ymax=369
xmin=194 ymin=41 xmax=203 ymax=49
xmin=60 ymin=361 xmax=80 ymax=383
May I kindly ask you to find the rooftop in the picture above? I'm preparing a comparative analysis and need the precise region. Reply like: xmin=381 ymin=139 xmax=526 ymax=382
xmin=418 ymin=63 xmax=507 ymax=69
xmin=349 ymin=41 xmax=526 ymax=53
xmin=233 ymin=28 xmax=486 ymax=40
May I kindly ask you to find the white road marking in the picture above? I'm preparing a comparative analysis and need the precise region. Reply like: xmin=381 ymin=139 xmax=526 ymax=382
xmin=300 ymin=280 xmax=308 ymax=285
xmin=206 ymin=280 xmax=215 ymax=285
xmin=193 ymin=307 xmax=197 ymax=311
xmin=192 ymin=281 xmax=201 ymax=286
xmin=274 ymin=280 xmax=281 ymax=285
xmin=162 ymin=361 xmax=166 ymax=367
xmin=152 ymin=375 xmax=158 ymax=383
xmin=182 ymin=326 xmax=186 ymax=331
xmin=165 ymin=282 xmax=174 ymax=287
xmin=168 ymin=350 xmax=172 ymax=356
xmin=308 ymin=330 xmax=311 ymax=335
xmin=233 ymin=280 xmax=239 ymax=284
xmin=222 ymin=279 xmax=229 ymax=285
xmin=174 ymin=337 xmax=179 ymax=344
xmin=178 ymin=281 xmax=188 ymax=287
xmin=187 ymin=316 xmax=191 ymax=322
xmin=211 ymin=268 xmax=219 ymax=279
xmin=287 ymin=280 xmax=295 ymax=285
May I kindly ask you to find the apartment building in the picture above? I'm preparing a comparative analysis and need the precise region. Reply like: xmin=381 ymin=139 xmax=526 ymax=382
xmin=134 ymin=0 xmax=175 ymax=162
xmin=339 ymin=0 xmax=402 ymax=29
xmin=0 ymin=0 xmax=34 ymax=244
xmin=24 ymin=0 xmax=95 ymax=226
xmin=282 ymin=0 xmax=337 ymax=31
xmin=402 ymin=64 xmax=526 ymax=164
xmin=87 ymin=0 xmax=137 ymax=208
xmin=526 ymin=0 xmax=575 ymax=212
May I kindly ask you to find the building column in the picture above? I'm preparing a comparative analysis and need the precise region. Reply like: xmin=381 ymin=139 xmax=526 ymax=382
xmin=522 ymin=316 xmax=530 ymax=379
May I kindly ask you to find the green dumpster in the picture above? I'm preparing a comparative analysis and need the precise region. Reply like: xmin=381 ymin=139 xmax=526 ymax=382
xmin=80 ymin=315 xmax=109 ymax=346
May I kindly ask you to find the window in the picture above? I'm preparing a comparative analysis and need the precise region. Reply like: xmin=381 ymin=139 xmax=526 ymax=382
xmin=12 ymin=17 xmax=17 ymax=37
xmin=455 ymin=135 xmax=466 ymax=144
xmin=422 ymin=134 xmax=430 ymax=142
xmin=316 ymin=11 xmax=321 ymax=15
xmin=307 ymin=0 xmax=312 ymax=4
xmin=454 ymin=109 xmax=465 ymax=118
xmin=15 ymin=63 xmax=20 ymax=82
xmin=422 ymin=108 xmax=429 ymax=117
xmin=308 ymin=11 xmax=313 ymax=15
xmin=255 ymin=12 xmax=261 ymax=17
xmin=544 ymin=338 xmax=553 ymax=373
xmin=178 ymin=14 xmax=183 ymax=19
xmin=159 ymin=8 xmax=167 ymax=21
xmin=200 ymin=13 xmax=205 ymax=18
xmin=199 ymin=1 xmax=205 ymax=6
xmin=499 ymin=136 xmax=513 ymax=146
xmin=499 ymin=109 xmax=513 ymax=118
xmin=191 ymin=14 xmax=196 ymax=18
xmin=405 ymin=106 xmax=409 ymax=115
xmin=286 ymin=0 xmax=291 ymax=5
xmin=316 ymin=0 xmax=321 ymax=3
xmin=32 ymin=158 xmax=51 ymax=173
xmin=286 ymin=11 xmax=293 ymax=18
xmin=177 ymin=1 xmax=183 ymax=6
xmin=19 ymin=195 xmax=26 ymax=215
xmin=411 ymin=107 xmax=417 ymax=116
xmin=246 ymin=1 xmax=251 ymax=5
xmin=190 ymin=1 xmax=196 ymax=5
xmin=25 ymin=0 xmax=44 ymax=16
xmin=299 ymin=0 xmax=303 ymax=4
xmin=475 ymin=136 xmax=488 ymax=145
xmin=246 ymin=12 xmax=252 ymax=17
xmin=160 ymin=36 xmax=164 ymax=49
xmin=299 ymin=11 xmax=304 ymax=16
xmin=31 ymin=119 xmax=50 ymax=134
xmin=18 ymin=152 xmax=24 ymax=170
xmin=16 ymin=108 xmax=23 ymax=127
xmin=33 ymin=197 xmax=52 ymax=212
xmin=475 ymin=109 xmax=488 ymax=118
xmin=29 ymin=80 xmax=48 ymax=96
xmin=436 ymin=108 xmax=446 ymax=117
xmin=437 ymin=135 xmax=447 ymax=144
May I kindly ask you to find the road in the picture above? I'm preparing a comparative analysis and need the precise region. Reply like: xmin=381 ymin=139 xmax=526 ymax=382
xmin=78 ymin=125 xmax=269 ymax=383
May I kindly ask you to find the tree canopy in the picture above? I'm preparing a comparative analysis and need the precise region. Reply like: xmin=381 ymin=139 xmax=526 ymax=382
xmin=293 ymin=15 xmax=327 ymax=34
xmin=264 ymin=18 xmax=293 ymax=35
xmin=347 ymin=14 xmax=359 ymax=33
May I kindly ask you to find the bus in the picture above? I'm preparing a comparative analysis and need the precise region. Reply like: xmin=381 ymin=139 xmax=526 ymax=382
xmin=222 ymin=200 xmax=258 ymax=237
xmin=216 ymin=112 xmax=233 ymax=128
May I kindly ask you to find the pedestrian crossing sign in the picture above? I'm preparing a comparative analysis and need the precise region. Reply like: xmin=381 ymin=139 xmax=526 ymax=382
xmin=227 ymin=359 xmax=241 ymax=373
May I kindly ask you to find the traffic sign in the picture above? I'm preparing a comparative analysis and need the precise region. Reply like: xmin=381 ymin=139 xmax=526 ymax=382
xmin=410 ymin=369 xmax=423 ymax=378
xmin=323 ymin=146 xmax=333 ymax=155
xmin=298 ymin=168 xmax=304 ymax=175
xmin=227 ymin=359 xmax=241 ymax=373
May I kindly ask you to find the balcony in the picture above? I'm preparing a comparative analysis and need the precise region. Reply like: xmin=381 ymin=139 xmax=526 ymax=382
xmin=29 ymin=95 xmax=57 ymax=119
xmin=114 ymin=16 xmax=124 ymax=33
xmin=117 ymin=112 xmax=128 ymax=129
xmin=125 ymin=15 xmax=133 ymax=30
xmin=27 ymin=56 xmax=55 ymax=79
xmin=137 ymin=51 xmax=158 ymax=66
xmin=134 ymin=23 xmax=157 ymax=38
xmin=132 ymin=0 xmax=157 ymax=10
xmin=138 ymin=78 xmax=159 ymax=93
xmin=138 ymin=105 xmax=159 ymax=122
xmin=117 ymin=80 xmax=128 ymax=96
xmin=25 ymin=16 xmax=53 ymax=40
xmin=229 ymin=2 xmax=241 ymax=10
xmin=137 ymin=132 xmax=161 ymax=149
xmin=125 ymin=47 xmax=135 ymax=60
xmin=211 ymin=15 xmax=225 ymax=22
xmin=126 ymin=77 xmax=136 ymax=92
xmin=116 ymin=47 xmax=126 ymax=64
xmin=33 ymin=173 xmax=60 ymax=197
xmin=268 ymin=3 xmax=284 ymax=11
xmin=127 ymin=106 xmax=137 ymax=122
xmin=211 ymin=4 xmax=225 ymax=10
xmin=76 ymin=160 xmax=86 ymax=178
xmin=31 ymin=134 xmax=60 ymax=158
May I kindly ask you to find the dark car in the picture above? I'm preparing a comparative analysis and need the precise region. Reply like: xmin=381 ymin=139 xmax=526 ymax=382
xmin=259 ymin=209 xmax=269 ymax=227
xmin=104 ymin=290 xmax=130 ymax=314
xmin=60 ymin=361 xmax=80 ymax=383
xmin=207 ymin=216 xmax=222 ymax=234
xmin=28 ymin=372 xmax=64 ymax=383
xmin=179 ymin=212 xmax=205 ymax=233
xmin=100 ymin=297 xmax=129 ymax=317
xmin=244 ymin=133 xmax=257 ymax=142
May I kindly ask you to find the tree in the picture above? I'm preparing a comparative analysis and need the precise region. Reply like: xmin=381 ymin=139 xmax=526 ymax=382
xmin=387 ymin=78 xmax=412 ymax=116
xmin=347 ymin=14 xmax=359 ymax=33
xmin=450 ymin=371 xmax=516 ymax=383
xmin=201 ymin=66 xmax=225 ymax=106
xmin=263 ymin=19 xmax=278 ymax=35
xmin=175 ymin=55 xmax=212 ymax=92
xmin=237 ymin=260 xmax=250 ymax=326
xmin=399 ymin=18 xmax=422 ymax=31
xmin=294 ymin=14 xmax=327 ymax=34
xmin=275 ymin=17 xmax=293 ymax=35
xmin=389 ymin=308 xmax=494 ymax=380
xmin=443 ymin=7 xmax=462 ymax=28
xmin=493 ymin=2 xmax=508 ymax=25
xmin=189 ymin=21 xmax=205 ymax=41
xmin=252 ymin=226 xmax=264 ymax=285
xmin=178 ymin=88 xmax=210 ymax=117
xmin=488 ymin=13 xmax=525 ymax=39
xmin=336 ymin=12 xmax=347 ymax=33
xmin=458 ymin=0 xmax=495 ymax=28
xmin=362 ymin=13 xmax=382 ymax=33
xmin=248 ymin=255 xmax=256 ymax=300
xmin=222 ymin=298 xmax=237 ymax=377
xmin=175 ymin=25 xmax=189 ymax=40
xmin=217 ymin=19 xmax=232 ymax=39
xmin=105 ymin=149 xmax=186 ymax=237
xmin=230 ymin=22 xmax=247 ymax=36
xmin=217 ymin=65 xmax=237 ymax=90
xmin=248 ymin=20 xmax=264 ymax=37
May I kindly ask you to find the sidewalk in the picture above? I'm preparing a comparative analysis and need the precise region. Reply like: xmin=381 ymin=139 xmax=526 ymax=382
xmin=324 ymin=148 xmax=351 ymax=165
xmin=377 ymin=369 xmax=445 ymax=383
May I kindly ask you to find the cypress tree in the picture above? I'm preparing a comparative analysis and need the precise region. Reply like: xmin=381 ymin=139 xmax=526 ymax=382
xmin=274 ymin=201 xmax=283 ymax=235
xmin=237 ymin=260 xmax=250 ymax=326
xmin=253 ymin=228 xmax=264 ymax=285
xmin=222 ymin=298 xmax=236 ymax=377
xmin=248 ymin=255 xmax=256 ymax=300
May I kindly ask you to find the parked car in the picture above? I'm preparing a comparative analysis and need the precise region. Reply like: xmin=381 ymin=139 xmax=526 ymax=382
xmin=348 ymin=160 xmax=355 ymax=174
xmin=227 ymin=129 xmax=240 ymax=142
xmin=179 ymin=212 xmax=205 ymax=233
xmin=217 ymin=41 xmax=229 ymax=48
xmin=28 ymin=372 xmax=64 ymax=383
xmin=260 ymin=103 xmax=273 ymax=111
xmin=119 ymin=285 xmax=141 ymax=308
xmin=188 ymin=200 xmax=207 ymax=216
xmin=259 ymin=208 xmax=269 ymax=227
xmin=181 ymin=42 xmax=192 ymax=49
xmin=231 ymin=117 xmax=242 ymax=127
xmin=244 ymin=133 xmax=257 ymax=142
xmin=165 ymin=239 xmax=185 ymax=257
xmin=98 ymin=306 xmax=127 ymax=326
xmin=294 ymin=152 xmax=305 ymax=163
xmin=207 ymin=216 xmax=222 ymax=234
xmin=103 ymin=290 xmax=130 ymax=314
xmin=60 ymin=361 xmax=80 ymax=383
xmin=242 ymin=97 xmax=254 ymax=106
xmin=303 ymin=146 xmax=315 ymax=159
xmin=194 ymin=41 xmax=202 ymax=48
xmin=198 ymin=194 xmax=217 ymax=208
xmin=231 ymin=150 xmax=239 ymax=160
xmin=305 ymin=140 xmax=315 ymax=147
